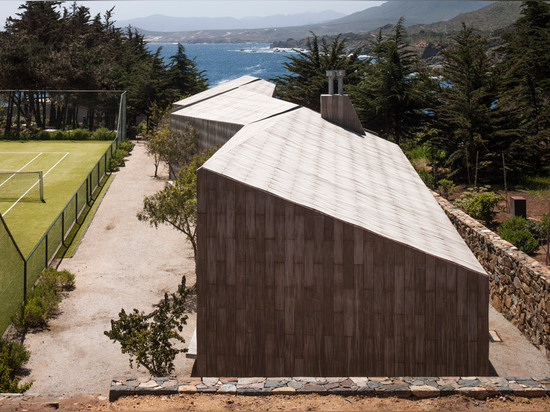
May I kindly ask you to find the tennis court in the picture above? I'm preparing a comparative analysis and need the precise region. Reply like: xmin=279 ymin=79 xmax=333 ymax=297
xmin=0 ymin=140 xmax=112 ymax=256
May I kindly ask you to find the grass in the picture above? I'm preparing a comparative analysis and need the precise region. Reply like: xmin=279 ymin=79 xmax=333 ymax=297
xmin=56 ymin=173 xmax=114 ymax=258
xmin=0 ymin=140 xmax=112 ymax=256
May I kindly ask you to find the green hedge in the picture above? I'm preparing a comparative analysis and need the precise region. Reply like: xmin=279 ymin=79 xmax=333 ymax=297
xmin=1 ymin=128 xmax=116 ymax=141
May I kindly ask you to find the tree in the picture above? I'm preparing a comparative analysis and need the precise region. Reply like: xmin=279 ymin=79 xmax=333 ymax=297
xmin=166 ymin=43 xmax=208 ymax=102
xmin=349 ymin=18 xmax=434 ymax=145
xmin=434 ymin=24 xmax=511 ymax=184
xmin=498 ymin=0 xmax=550 ymax=175
xmin=137 ymin=147 xmax=217 ymax=260
xmin=273 ymin=33 xmax=363 ymax=112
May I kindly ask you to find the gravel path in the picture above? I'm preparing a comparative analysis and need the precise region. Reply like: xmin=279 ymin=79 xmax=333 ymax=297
xmin=22 ymin=141 xmax=196 ymax=396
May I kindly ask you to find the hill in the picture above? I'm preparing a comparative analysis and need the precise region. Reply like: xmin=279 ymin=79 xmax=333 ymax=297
xmin=138 ymin=1 xmax=493 ymax=43
xmin=115 ymin=10 xmax=345 ymax=32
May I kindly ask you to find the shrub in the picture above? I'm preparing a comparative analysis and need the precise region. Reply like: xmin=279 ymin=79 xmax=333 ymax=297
xmin=499 ymin=229 xmax=539 ymax=253
xmin=118 ymin=140 xmax=134 ymax=153
xmin=105 ymin=277 xmax=193 ymax=376
xmin=438 ymin=179 xmax=455 ymax=199
xmin=91 ymin=128 xmax=116 ymax=141
xmin=454 ymin=186 xmax=503 ymax=226
xmin=37 ymin=130 xmax=51 ymax=140
xmin=69 ymin=128 xmax=91 ymax=140
xmin=51 ymin=130 xmax=68 ymax=140
xmin=418 ymin=169 xmax=435 ymax=188
xmin=12 ymin=268 xmax=75 ymax=331
xmin=0 ymin=339 xmax=30 ymax=374
xmin=0 ymin=351 xmax=32 ymax=393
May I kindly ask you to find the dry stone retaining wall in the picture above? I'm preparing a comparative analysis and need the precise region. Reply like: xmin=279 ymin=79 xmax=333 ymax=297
xmin=434 ymin=193 xmax=550 ymax=356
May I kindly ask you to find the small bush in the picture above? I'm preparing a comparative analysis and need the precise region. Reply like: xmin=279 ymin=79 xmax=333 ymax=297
xmin=51 ymin=130 xmax=68 ymax=140
xmin=455 ymin=186 xmax=503 ymax=226
xmin=499 ymin=229 xmax=539 ymax=253
xmin=37 ymin=130 xmax=51 ymax=140
xmin=499 ymin=216 xmax=528 ymax=232
xmin=438 ymin=179 xmax=455 ymax=199
xmin=92 ymin=128 xmax=116 ymax=141
xmin=69 ymin=128 xmax=91 ymax=140
xmin=418 ymin=169 xmax=435 ymax=188
xmin=12 ymin=268 xmax=75 ymax=331
xmin=105 ymin=277 xmax=194 ymax=376
xmin=0 ymin=339 xmax=30 ymax=374
xmin=0 ymin=351 xmax=32 ymax=393
xmin=118 ymin=140 xmax=134 ymax=153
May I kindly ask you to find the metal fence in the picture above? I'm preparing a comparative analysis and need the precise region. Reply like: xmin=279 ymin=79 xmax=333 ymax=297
xmin=0 ymin=133 xmax=122 ymax=336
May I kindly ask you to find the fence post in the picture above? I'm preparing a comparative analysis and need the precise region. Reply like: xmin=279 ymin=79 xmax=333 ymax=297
xmin=23 ymin=260 xmax=27 ymax=304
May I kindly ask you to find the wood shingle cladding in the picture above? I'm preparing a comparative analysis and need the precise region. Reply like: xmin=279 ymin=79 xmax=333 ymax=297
xmin=197 ymin=171 xmax=489 ymax=377
xmin=174 ymin=76 xmax=489 ymax=377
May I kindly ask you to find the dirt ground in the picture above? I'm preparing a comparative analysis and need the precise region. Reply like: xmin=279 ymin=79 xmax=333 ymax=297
xmin=17 ymin=141 xmax=196 ymax=396
xmin=1 ymin=393 xmax=550 ymax=411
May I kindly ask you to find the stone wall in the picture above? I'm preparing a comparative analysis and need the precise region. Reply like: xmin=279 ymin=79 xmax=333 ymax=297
xmin=434 ymin=193 xmax=550 ymax=356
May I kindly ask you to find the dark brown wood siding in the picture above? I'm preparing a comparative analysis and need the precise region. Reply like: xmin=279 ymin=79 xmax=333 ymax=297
xmin=197 ymin=169 xmax=489 ymax=377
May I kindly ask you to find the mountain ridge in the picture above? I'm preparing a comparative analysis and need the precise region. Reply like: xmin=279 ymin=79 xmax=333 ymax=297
xmin=115 ymin=10 xmax=346 ymax=32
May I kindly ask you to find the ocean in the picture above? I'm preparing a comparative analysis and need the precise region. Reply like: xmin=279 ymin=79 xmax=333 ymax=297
xmin=147 ymin=43 xmax=297 ymax=87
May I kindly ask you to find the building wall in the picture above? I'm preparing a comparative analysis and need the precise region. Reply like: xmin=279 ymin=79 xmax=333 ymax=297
xmin=197 ymin=169 xmax=489 ymax=377
xmin=170 ymin=114 xmax=242 ymax=149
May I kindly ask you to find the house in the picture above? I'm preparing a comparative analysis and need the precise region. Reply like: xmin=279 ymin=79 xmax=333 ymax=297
xmin=171 ymin=76 xmax=489 ymax=377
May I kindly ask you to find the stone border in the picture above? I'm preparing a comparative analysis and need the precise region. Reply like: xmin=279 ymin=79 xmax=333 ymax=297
xmin=433 ymin=193 xmax=550 ymax=356
xmin=109 ymin=377 xmax=550 ymax=402
xmin=109 ymin=376 xmax=550 ymax=401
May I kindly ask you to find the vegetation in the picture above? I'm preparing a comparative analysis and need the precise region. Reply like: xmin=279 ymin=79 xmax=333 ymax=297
xmin=498 ymin=216 xmax=540 ymax=253
xmin=104 ymin=276 xmax=194 ymax=376
xmin=12 ymin=268 xmax=75 ymax=331
xmin=0 ymin=1 xmax=207 ymax=137
xmin=454 ymin=186 xmax=504 ymax=226
xmin=275 ymin=1 xmax=549 ymax=186
xmin=273 ymin=33 xmax=363 ymax=112
xmin=108 ymin=140 xmax=134 ymax=172
xmin=350 ymin=18 xmax=434 ymax=145
xmin=0 ymin=338 xmax=31 ymax=393
xmin=137 ymin=147 xmax=217 ymax=260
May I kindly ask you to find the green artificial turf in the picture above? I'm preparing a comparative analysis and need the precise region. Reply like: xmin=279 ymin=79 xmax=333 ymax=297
xmin=0 ymin=140 xmax=112 ymax=257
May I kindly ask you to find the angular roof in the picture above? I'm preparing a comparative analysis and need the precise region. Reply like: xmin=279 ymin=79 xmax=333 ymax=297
xmin=172 ymin=86 xmax=297 ymax=127
xmin=201 ymin=107 xmax=486 ymax=275
xmin=173 ymin=76 xmax=276 ymax=109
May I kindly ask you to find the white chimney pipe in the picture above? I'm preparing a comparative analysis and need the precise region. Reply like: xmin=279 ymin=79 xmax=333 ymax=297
xmin=336 ymin=70 xmax=346 ymax=95
xmin=326 ymin=70 xmax=336 ymax=95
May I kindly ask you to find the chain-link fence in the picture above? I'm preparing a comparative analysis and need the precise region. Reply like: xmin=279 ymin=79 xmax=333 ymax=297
xmin=0 ymin=91 xmax=126 ymax=335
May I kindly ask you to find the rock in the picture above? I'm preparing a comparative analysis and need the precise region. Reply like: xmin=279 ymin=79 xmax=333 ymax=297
xmin=410 ymin=385 xmax=440 ymax=398
xmin=178 ymin=385 xmax=197 ymax=394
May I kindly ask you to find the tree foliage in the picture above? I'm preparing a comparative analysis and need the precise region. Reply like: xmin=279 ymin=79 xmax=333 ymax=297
xmin=350 ymin=18 xmax=434 ymax=144
xmin=137 ymin=147 xmax=217 ymax=260
xmin=0 ymin=1 xmax=207 ymax=136
xmin=273 ymin=33 xmax=362 ymax=112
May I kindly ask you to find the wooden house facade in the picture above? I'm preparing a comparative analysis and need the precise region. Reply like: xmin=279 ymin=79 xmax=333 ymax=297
xmin=174 ymin=77 xmax=489 ymax=377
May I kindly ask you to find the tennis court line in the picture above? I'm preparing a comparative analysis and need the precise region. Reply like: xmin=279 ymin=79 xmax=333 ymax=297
xmin=0 ymin=152 xmax=43 ymax=188
xmin=3 ymin=152 xmax=70 ymax=216
xmin=0 ymin=151 xmax=73 ymax=154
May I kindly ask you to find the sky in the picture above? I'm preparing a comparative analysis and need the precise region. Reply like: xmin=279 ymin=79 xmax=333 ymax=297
xmin=0 ymin=1 xmax=386 ymax=24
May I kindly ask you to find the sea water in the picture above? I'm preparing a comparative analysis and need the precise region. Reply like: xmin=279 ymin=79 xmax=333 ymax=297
xmin=147 ymin=43 xmax=298 ymax=87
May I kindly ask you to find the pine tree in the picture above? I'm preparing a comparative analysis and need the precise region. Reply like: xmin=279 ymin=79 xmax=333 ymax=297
xmin=273 ymin=33 xmax=362 ymax=112
xmin=349 ymin=18 xmax=434 ymax=145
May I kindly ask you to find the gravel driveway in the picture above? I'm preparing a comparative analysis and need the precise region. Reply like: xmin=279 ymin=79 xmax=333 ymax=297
xmin=22 ymin=141 xmax=196 ymax=396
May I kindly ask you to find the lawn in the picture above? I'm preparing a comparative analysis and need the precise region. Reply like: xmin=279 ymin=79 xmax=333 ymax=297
xmin=0 ymin=140 xmax=112 ymax=256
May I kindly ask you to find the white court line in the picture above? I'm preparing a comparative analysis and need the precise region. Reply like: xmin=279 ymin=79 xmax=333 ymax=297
xmin=2 ymin=152 xmax=70 ymax=216
xmin=0 ymin=152 xmax=43 ymax=188
xmin=0 ymin=151 xmax=72 ymax=154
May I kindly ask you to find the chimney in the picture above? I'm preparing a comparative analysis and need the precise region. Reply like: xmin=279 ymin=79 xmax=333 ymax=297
xmin=321 ymin=70 xmax=364 ymax=134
